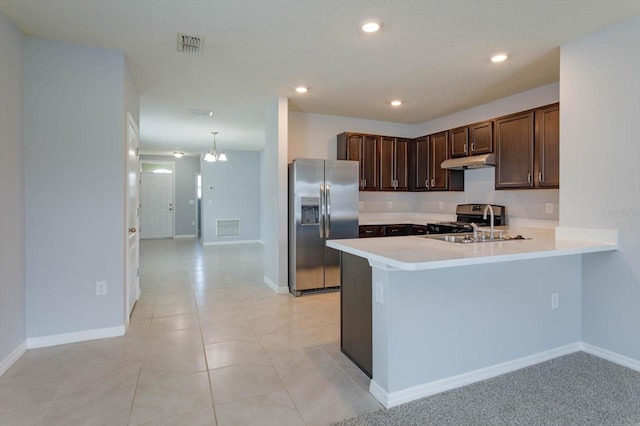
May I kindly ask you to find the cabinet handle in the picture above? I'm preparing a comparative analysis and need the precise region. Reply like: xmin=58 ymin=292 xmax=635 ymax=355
xmin=471 ymin=142 xmax=475 ymax=151
xmin=363 ymin=178 xmax=366 ymax=187
xmin=464 ymin=143 xmax=467 ymax=153
xmin=431 ymin=178 xmax=435 ymax=187
xmin=425 ymin=179 xmax=428 ymax=188
xmin=528 ymin=173 xmax=531 ymax=183
xmin=539 ymin=172 xmax=543 ymax=182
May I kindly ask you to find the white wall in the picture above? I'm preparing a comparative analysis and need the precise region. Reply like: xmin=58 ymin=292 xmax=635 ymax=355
xmin=560 ymin=17 xmax=640 ymax=360
xmin=140 ymin=155 xmax=200 ymax=237
xmin=288 ymin=84 xmax=560 ymax=221
xmin=0 ymin=12 xmax=26 ymax=373
xmin=288 ymin=111 xmax=415 ymax=161
xmin=201 ymin=150 xmax=261 ymax=244
xmin=262 ymin=98 xmax=288 ymax=292
xmin=24 ymin=38 xmax=134 ymax=339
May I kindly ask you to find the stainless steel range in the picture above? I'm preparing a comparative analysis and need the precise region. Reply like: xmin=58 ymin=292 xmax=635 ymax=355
xmin=426 ymin=204 xmax=506 ymax=234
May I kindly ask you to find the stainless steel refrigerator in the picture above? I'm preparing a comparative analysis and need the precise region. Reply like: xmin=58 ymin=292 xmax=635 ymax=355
xmin=288 ymin=159 xmax=359 ymax=296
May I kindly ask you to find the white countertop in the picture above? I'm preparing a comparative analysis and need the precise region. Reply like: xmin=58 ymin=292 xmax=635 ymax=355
xmin=327 ymin=226 xmax=618 ymax=271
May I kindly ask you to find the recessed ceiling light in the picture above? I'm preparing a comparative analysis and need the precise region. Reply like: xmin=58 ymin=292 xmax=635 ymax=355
xmin=173 ymin=152 xmax=184 ymax=158
xmin=390 ymin=100 xmax=402 ymax=107
xmin=491 ymin=53 xmax=508 ymax=63
xmin=295 ymin=86 xmax=308 ymax=94
xmin=361 ymin=20 xmax=382 ymax=33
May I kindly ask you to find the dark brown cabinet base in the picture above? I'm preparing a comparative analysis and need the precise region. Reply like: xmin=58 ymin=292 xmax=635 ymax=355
xmin=340 ymin=252 xmax=372 ymax=378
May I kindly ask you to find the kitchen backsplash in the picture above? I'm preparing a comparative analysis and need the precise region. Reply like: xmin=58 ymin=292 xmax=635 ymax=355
xmin=359 ymin=168 xmax=559 ymax=221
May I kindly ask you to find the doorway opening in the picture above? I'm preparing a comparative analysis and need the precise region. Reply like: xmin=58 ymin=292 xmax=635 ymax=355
xmin=140 ymin=161 xmax=175 ymax=239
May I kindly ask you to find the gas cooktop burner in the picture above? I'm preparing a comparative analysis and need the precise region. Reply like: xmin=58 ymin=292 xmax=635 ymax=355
xmin=435 ymin=221 xmax=472 ymax=227
xmin=425 ymin=204 xmax=506 ymax=235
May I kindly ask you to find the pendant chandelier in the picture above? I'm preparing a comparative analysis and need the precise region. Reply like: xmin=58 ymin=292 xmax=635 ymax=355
xmin=204 ymin=131 xmax=227 ymax=162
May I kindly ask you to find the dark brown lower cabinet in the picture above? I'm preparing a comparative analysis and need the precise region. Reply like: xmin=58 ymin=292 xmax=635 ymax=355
xmin=340 ymin=252 xmax=372 ymax=378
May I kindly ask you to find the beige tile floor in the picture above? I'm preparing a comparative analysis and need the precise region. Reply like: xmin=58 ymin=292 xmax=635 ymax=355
xmin=0 ymin=238 xmax=380 ymax=425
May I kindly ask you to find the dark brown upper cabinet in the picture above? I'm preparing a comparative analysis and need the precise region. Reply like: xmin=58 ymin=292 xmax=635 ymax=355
xmin=535 ymin=104 xmax=559 ymax=188
xmin=410 ymin=136 xmax=430 ymax=191
xmin=379 ymin=137 xmax=409 ymax=191
xmin=409 ymin=134 xmax=463 ymax=192
xmin=429 ymin=132 xmax=450 ymax=190
xmin=469 ymin=121 xmax=493 ymax=155
xmin=495 ymin=111 xmax=535 ymax=189
xmin=450 ymin=121 xmax=493 ymax=158
xmin=337 ymin=132 xmax=379 ymax=191
xmin=450 ymin=126 xmax=469 ymax=158
xmin=495 ymin=104 xmax=559 ymax=189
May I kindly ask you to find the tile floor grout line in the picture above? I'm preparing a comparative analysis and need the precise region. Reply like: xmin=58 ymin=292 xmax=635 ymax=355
xmin=188 ymin=247 xmax=220 ymax=426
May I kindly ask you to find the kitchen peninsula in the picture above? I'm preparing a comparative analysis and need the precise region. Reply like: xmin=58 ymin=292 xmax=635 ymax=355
xmin=327 ymin=228 xmax=617 ymax=408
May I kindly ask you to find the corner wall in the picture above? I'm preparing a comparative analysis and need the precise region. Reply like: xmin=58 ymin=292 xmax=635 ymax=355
xmin=0 ymin=11 xmax=26 ymax=374
xmin=24 ymin=38 xmax=129 ymax=341
xmin=262 ymin=98 xmax=288 ymax=292
xmin=560 ymin=17 xmax=640 ymax=360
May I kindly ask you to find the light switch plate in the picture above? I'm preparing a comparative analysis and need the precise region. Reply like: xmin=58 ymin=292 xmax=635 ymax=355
xmin=546 ymin=203 xmax=554 ymax=214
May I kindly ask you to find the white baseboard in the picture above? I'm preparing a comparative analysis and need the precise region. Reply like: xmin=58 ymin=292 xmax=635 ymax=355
xmin=264 ymin=275 xmax=289 ymax=295
xmin=203 ymin=239 xmax=263 ymax=246
xmin=581 ymin=342 xmax=640 ymax=373
xmin=173 ymin=234 xmax=197 ymax=239
xmin=26 ymin=326 xmax=125 ymax=349
xmin=370 ymin=342 xmax=581 ymax=408
xmin=0 ymin=341 xmax=27 ymax=377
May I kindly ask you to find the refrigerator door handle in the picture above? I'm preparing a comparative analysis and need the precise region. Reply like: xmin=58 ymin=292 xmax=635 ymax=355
xmin=325 ymin=183 xmax=331 ymax=239
xmin=319 ymin=183 xmax=325 ymax=238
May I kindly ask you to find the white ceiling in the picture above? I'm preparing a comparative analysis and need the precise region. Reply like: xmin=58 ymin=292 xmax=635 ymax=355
xmin=1 ymin=0 xmax=639 ymax=156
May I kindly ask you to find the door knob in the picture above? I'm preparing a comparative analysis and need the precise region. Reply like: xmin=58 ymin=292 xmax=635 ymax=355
xmin=129 ymin=227 xmax=136 ymax=233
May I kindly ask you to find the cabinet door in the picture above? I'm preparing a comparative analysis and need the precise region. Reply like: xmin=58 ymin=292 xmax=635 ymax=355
xmin=535 ymin=104 xmax=559 ymax=188
xmin=361 ymin=135 xmax=379 ymax=191
xmin=470 ymin=121 xmax=493 ymax=155
xmin=495 ymin=111 xmax=534 ymax=189
xmin=379 ymin=136 xmax=396 ymax=191
xmin=395 ymin=138 xmax=409 ymax=191
xmin=359 ymin=225 xmax=385 ymax=238
xmin=449 ymin=126 xmax=469 ymax=158
xmin=384 ymin=224 xmax=409 ymax=236
xmin=429 ymin=132 xmax=449 ymax=190
xmin=411 ymin=225 xmax=429 ymax=235
xmin=411 ymin=137 xmax=430 ymax=191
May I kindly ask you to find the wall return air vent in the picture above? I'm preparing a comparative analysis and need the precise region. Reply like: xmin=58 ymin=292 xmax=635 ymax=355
xmin=177 ymin=33 xmax=204 ymax=55
xmin=216 ymin=219 xmax=241 ymax=238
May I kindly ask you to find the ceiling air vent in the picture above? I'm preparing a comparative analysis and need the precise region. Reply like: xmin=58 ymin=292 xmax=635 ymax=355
xmin=177 ymin=33 xmax=204 ymax=55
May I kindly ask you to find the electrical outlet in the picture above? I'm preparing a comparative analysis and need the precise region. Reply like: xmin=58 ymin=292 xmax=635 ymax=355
xmin=359 ymin=201 xmax=363 ymax=210
xmin=192 ymin=221 xmax=196 ymax=226
xmin=96 ymin=281 xmax=108 ymax=296
xmin=551 ymin=292 xmax=559 ymax=309
xmin=387 ymin=201 xmax=393 ymax=209
xmin=375 ymin=282 xmax=384 ymax=304
xmin=439 ymin=201 xmax=444 ymax=210
xmin=545 ymin=203 xmax=554 ymax=214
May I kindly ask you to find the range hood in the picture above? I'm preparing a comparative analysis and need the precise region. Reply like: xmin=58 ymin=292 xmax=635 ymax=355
xmin=440 ymin=153 xmax=495 ymax=170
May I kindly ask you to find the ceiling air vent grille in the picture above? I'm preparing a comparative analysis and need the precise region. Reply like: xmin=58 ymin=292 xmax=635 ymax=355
xmin=177 ymin=33 xmax=204 ymax=55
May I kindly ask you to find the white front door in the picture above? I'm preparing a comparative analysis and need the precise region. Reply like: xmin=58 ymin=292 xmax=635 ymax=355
xmin=126 ymin=115 xmax=140 ymax=319
xmin=140 ymin=173 xmax=174 ymax=239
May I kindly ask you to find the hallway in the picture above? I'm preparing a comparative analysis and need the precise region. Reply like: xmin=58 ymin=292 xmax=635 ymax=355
xmin=0 ymin=239 xmax=380 ymax=425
